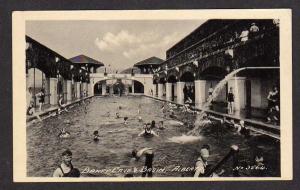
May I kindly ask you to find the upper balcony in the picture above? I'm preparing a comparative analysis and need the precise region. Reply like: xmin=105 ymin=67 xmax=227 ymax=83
xmin=157 ymin=20 xmax=279 ymax=73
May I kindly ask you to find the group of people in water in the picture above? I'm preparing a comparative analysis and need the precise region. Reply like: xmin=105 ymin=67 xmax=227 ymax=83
xmin=26 ymin=90 xmax=265 ymax=178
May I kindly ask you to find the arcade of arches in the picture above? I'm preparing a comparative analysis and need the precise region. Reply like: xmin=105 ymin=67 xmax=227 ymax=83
xmin=153 ymin=65 xmax=279 ymax=111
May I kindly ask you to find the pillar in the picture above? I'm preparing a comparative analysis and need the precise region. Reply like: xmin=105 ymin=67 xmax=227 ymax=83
xmin=76 ymin=82 xmax=81 ymax=99
xmin=153 ymin=84 xmax=157 ymax=97
xmin=109 ymin=85 xmax=113 ymax=95
xmin=132 ymin=82 xmax=135 ymax=94
xmin=82 ymin=82 xmax=87 ymax=97
xmin=176 ymin=81 xmax=185 ymax=104
xmin=166 ymin=83 xmax=172 ymax=100
xmin=102 ymin=82 xmax=107 ymax=96
xmin=49 ymin=78 xmax=58 ymax=105
xmin=44 ymin=77 xmax=50 ymax=104
xmin=88 ymin=83 xmax=93 ymax=96
xmin=66 ymin=80 xmax=72 ymax=102
xmin=63 ymin=79 xmax=68 ymax=101
xmin=195 ymin=80 xmax=207 ymax=108
xmin=228 ymin=77 xmax=246 ymax=111
xmin=125 ymin=85 xmax=129 ymax=96
xmin=158 ymin=83 xmax=163 ymax=98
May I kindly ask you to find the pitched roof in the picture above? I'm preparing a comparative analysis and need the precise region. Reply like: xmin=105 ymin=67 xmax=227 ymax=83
xmin=69 ymin=54 xmax=104 ymax=66
xmin=133 ymin=56 xmax=164 ymax=67
xmin=120 ymin=67 xmax=140 ymax=74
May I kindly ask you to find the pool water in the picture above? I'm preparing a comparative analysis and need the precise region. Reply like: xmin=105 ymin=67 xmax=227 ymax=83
xmin=27 ymin=96 xmax=280 ymax=177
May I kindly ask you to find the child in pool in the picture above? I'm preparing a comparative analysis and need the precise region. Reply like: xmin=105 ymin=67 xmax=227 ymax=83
xmin=138 ymin=116 xmax=142 ymax=122
xmin=158 ymin=121 xmax=165 ymax=130
xmin=58 ymin=128 xmax=70 ymax=138
xmin=124 ymin=117 xmax=128 ymax=124
xmin=93 ymin=130 xmax=100 ymax=141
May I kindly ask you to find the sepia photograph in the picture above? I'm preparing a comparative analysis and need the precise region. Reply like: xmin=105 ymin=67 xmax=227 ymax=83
xmin=12 ymin=10 xmax=292 ymax=182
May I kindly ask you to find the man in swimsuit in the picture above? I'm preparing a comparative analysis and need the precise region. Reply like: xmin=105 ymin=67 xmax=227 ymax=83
xmin=227 ymin=87 xmax=235 ymax=114
xmin=194 ymin=144 xmax=210 ymax=177
xmin=53 ymin=149 xmax=80 ymax=177
xmin=131 ymin=148 xmax=155 ymax=177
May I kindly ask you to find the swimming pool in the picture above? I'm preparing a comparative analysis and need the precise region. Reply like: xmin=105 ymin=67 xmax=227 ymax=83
xmin=27 ymin=96 xmax=280 ymax=177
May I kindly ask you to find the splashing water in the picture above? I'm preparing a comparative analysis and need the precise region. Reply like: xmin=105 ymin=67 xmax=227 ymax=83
xmin=188 ymin=68 xmax=246 ymax=135
xmin=168 ymin=134 xmax=203 ymax=144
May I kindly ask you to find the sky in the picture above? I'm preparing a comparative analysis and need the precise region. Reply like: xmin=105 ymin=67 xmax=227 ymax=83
xmin=26 ymin=20 xmax=206 ymax=71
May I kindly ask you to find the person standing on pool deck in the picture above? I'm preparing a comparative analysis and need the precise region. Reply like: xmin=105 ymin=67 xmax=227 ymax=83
xmin=131 ymin=148 xmax=155 ymax=177
xmin=36 ymin=88 xmax=45 ymax=112
xmin=53 ymin=149 xmax=80 ymax=177
xmin=227 ymin=87 xmax=235 ymax=114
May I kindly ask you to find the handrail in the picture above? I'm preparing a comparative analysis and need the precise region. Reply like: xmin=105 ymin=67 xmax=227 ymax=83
xmin=204 ymin=145 xmax=239 ymax=177
xmin=157 ymin=26 xmax=278 ymax=72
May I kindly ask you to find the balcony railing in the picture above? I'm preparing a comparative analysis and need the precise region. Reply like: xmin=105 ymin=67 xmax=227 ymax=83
xmin=156 ymin=25 xmax=278 ymax=73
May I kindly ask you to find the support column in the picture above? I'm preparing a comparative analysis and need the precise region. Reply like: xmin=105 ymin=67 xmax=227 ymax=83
xmin=176 ymin=81 xmax=185 ymax=104
xmin=63 ymin=79 xmax=68 ymax=101
xmin=132 ymin=82 xmax=135 ymax=94
xmin=82 ymin=82 xmax=87 ymax=97
xmin=49 ymin=78 xmax=58 ymax=105
xmin=76 ymin=82 xmax=81 ymax=99
xmin=153 ymin=84 xmax=157 ymax=97
xmin=228 ymin=77 xmax=246 ymax=111
xmin=195 ymin=80 xmax=207 ymax=108
xmin=44 ymin=77 xmax=50 ymax=104
xmin=109 ymin=85 xmax=113 ymax=95
xmin=66 ymin=80 xmax=72 ymax=102
xmin=166 ymin=83 xmax=172 ymax=100
xmin=102 ymin=82 xmax=107 ymax=96
xmin=158 ymin=83 xmax=163 ymax=98
xmin=88 ymin=83 xmax=93 ymax=97
xmin=125 ymin=85 xmax=129 ymax=96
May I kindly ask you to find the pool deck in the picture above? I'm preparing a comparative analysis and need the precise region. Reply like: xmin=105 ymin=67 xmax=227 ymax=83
xmin=144 ymin=95 xmax=280 ymax=140
xmin=26 ymin=96 xmax=94 ymax=122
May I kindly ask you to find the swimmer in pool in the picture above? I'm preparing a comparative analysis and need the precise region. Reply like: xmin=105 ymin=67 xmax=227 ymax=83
xmin=236 ymin=120 xmax=250 ymax=137
xmin=93 ymin=130 xmax=100 ymax=141
xmin=138 ymin=123 xmax=159 ymax=137
xmin=124 ymin=117 xmax=128 ymax=125
xmin=58 ymin=95 xmax=68 ymax=114
xmin=58 ymin=128 xmax=70 ymax=138
xmin=138 ymin=116 xmax=142 ymax=122
xmin=158 ymin=121 xmax=165 ymax=130
xmin=131 ymin=148 xmax=155 ymax=177
xmin=150 ymin=120 xmax=156 ymax=129
xmin=115 ymin=112 xmax=120 ymax=119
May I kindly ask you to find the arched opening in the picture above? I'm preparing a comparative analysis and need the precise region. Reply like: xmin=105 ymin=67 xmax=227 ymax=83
xmin=180 ymin=71 xmax=195 ymax=103
xmin=133 ymin=80 xmax=144 ymax=94
xmin=94 ymin=82 xmax=103 ymax=95
xmin=112 ymin=80 xmax=125 ymax=96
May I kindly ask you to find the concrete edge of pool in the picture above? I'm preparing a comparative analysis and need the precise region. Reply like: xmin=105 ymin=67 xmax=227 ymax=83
xmin=143 ymin=95 xmax=280 ymax=140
